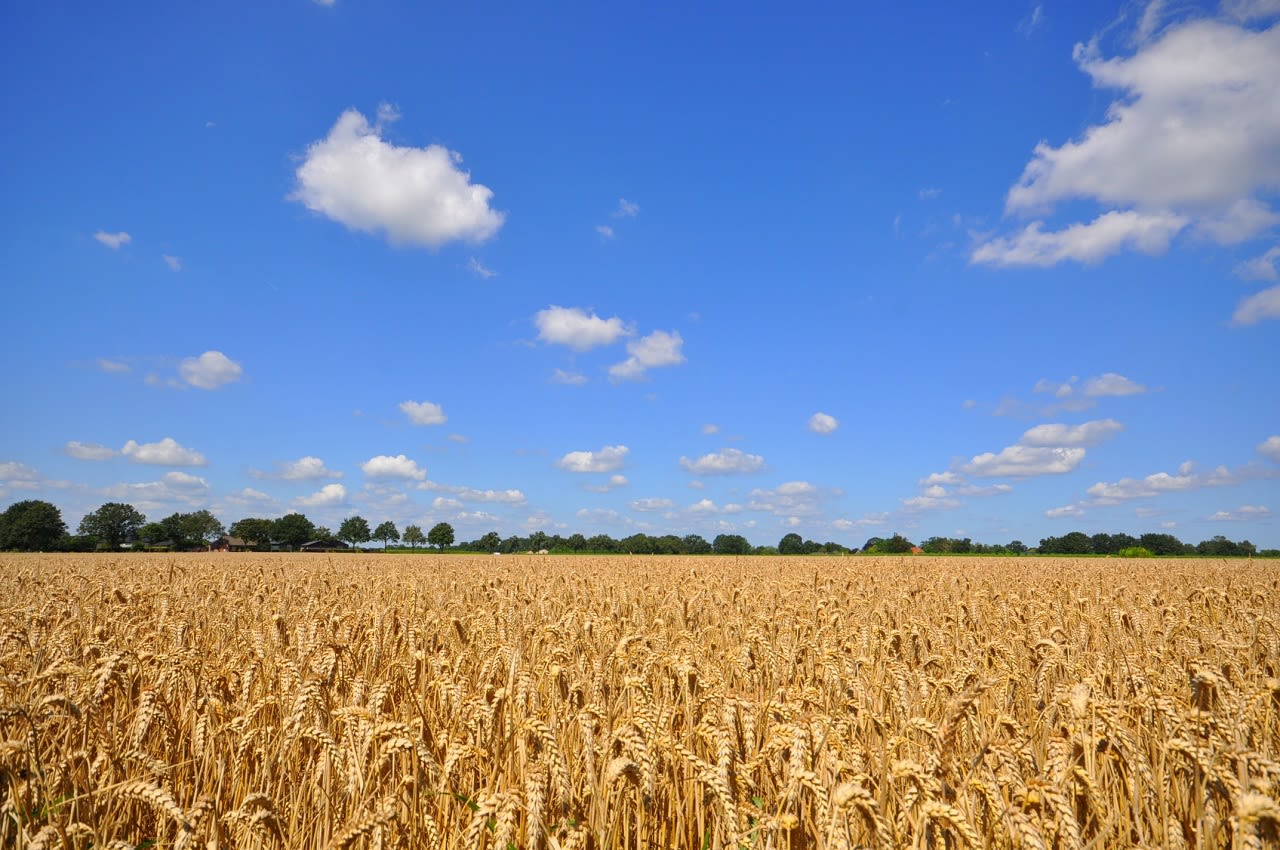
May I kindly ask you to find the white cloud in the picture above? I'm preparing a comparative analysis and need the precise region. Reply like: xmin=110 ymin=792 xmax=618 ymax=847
xmin=418 ymin=480 xmax=527 ymax=505
xmin=1085 ymin=463 xmax=1254 ymax=501
xmin=360 ymin=454 xmax=427 ymax=481
xmin=400 ymin=400 xmax=447 ymax=426
xmin=295 ymin=483 xmax=347 ymax=508
xmin=1207 ymin=504 xmax=1271 ymax=521
xmin=433 ymin=497 xmax=463 ymax=510
xmin=1236 ymin=245 xmax=1280 ymax=280
xmin=1222 ymin=0 xmax=1280 ymax=24
xmin=1232 ymin=284 xmax=1280 ymax=325
xmin=920 ymin=471 xmax=961 ymax=486
xmin=1020 ymin=418 xmax=1124 ymax=447
xmin=291 ymin=106 xmax=503 ymax=249
xmin=748 ymin=481 xmax=838 ymax=518
xmin=535 ymin=305 xmax=630 ymax=351
xmin=963 ymin=445 xmax=1087 ymax=477
xmin=701 ymin=423 xmax=720 ymax=435
xmin=259 ymin=456 xmax=343 ymax=481
xmin=550 ymin=369 xmax=588 ymax=386
xmin=609 ymin=330 xmax=686 ymax=382
xmin=65 ymin=441 xmax=118 ymax=461
xmin=0 ymin=462 xmax=40 ymax=483
xmin=808 ymin=412 xmax=839 ymax=434
xmin=178 ymin=351 xmax=243 ymax=390
xmin=557 ymin=445 xmax=629 ymax=473
xmin=467 ymin=257 xmax=497 ymax=279
xmin=595 ymin=225 xmax=615 ymax=240
xmin=1045 ymin=504 xmax=1086 ymax=518
xmin=96 ymin=358 xmax=130 ymax=373
xmin=612 ymin=198 xmax=640 ymax=218
xmin=971 ymin=210 xmax=1188 ymax=266
xmin=1260 ymin=435 xmax=1280 ymax=462
xmin=902 ymin=494 xmax=961 ymax=512
xmin=630 ymin=497 xmax=675 ymax=512
xmin=121 ymin=437 xmax=207 ymax=467
xmin=162 ymin=254 xmax=182 ymax=272
xmin=974 ymin=16 xmax=1280 ymax=267
xmin=94 ymin=231 xmax=131 ymax=249
xmin=163 ymin=470 xmax=208 ymax=490
xmin=1082 ymin=373 xmax=1146 ymax=397
xmin=680 ymin=448 xmax=765 ymax=475
xmin=584 ymin=474 xmax=629 ymax=493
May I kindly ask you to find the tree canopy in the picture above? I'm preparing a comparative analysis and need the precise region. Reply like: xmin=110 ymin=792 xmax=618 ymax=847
xmin=338 ymin=516 xmax=371 ymax=549
xmin=0 ymin=500 xmax=66 ymax=551
xmin=78 ymin=502 xmax=145 ymax=550
xmin=373 ymin=520 xmax=400 ymax=549
xmin=427 ymin=522 xmax=455 ymax=550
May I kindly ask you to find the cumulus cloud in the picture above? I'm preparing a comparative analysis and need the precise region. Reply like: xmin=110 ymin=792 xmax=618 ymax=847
xmin=1045 ymin=504 xmax=1086 ymax=518
xmin=1207 ymin=504 xmax=1271 ymax=521
xmin=1082 ymin=373 xmax=1147 ymax=397
xmin=535 ymin=306 xmax=629 ymax=351
xmin=630 ymin=497 xmax=675 ymax=512
xmin=609 ymin=330 xmax=686 ymax=382
xmin=0 ymin=462 xmax=40 ymax=484
xmin=595 ymin=225 xmax=615 ymax=240
xmin=65 ymin=441 xmax=117 ymax=461
xmin=963 ymin=445 xmax=1087 ymax=478
xmin=973 ymin=16 xmax=1280 ymax=268
xmin=550 ymin=369 xmax=588 ymax=386
xmin=400 ymin=400 xmax=447 ymax=426
xmin=162 ymin=254 xmax=182 ymax=272
xmin=1232 ymin=284 xmax=1280 ymax=325
xmin=1236 ymin=246 xmax=1280 ymax=280
xmin=360 ymin=454 xmax=427 ymax=481
xmin=808 ymin=412 xmax=839 ymax=434
xmin=557 ymin=445 xmax=629 ymax=473
xmin=1260 ymin=435 xmax=1280 ymax=462
xmin=178 ymin=351 xmax=243 ymax=390
xmin=253 ymin=456 xmax=343 ymax=481
xmin=680 ymin=448 xmax=765 ymax=475
xmin=612 ymin=198 xmax=640 ymax=218
xmin=1020 ymin=419 xmax=1124 ymax=447
xmin=419 ymin=480 xmax=527 ymax=505
xmin=121 ymin=437 xmax=207 ymax=467
xmin=748 ymin=481 xmax=838 ymax=518
xmin=291 ymin=106 xmax=503 ymax=249
xmin=1085 ymin=463 xmax=1254 ymax=502
xmin=295 ymin=483 xmax=347 ymax=508
xmin=584 ymin=474 xmax=628 ymax=493
xmin=94 ymin=231 xmax=131 ymax=249
xmin=96 ymin=358 xmax=130 ymax=373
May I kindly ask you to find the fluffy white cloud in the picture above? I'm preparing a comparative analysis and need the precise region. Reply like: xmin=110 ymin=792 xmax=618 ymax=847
xmin=96 ymin=358 xmax=130 ymax=373
xmin=748 ymin=481 xmax=838 ymax=517
xmin=902 ymin=494 xmax=961 ymax=512
xmin=433 ymin=497 xmax=463 ymax=510
xmin=920 ymin=471 xmax=961 ymax=486
xmin=963 ymin=445 xmax=1087 ymax=478
xmin=1020 ymin=419 xmax=1124 ymax=447
xmin=584 ymin=474 xmax=629 ymax=493
xmin=630 ymin=497 xmax=675 ymax=512
xmin=1207 ymin=504 xmax=1271 ymax=521
xmin=1085 ymin=463 xmax=1248 ymax=501
xmin=595 ymin=225 xmax=615 ymax=240
xmin=550 ymin=369 xmax=588 ymax=386
xmin=1236 ymin=246 xmax=1280 ymax=280
xmin=162 ymin=254 xmax=182 ymax=272
xmin=291 ymin=106 xmax=503 ymax=249
xmin=974 ymin=16 xmax=1280 ymax=267
xmin=400 ymin=400 xmax=447 ymax=426
xmin=557 ymin=445 xmax=629 ymax=473
xmin=65 ymin=441 xmax=117 ymax=461
xmin=162 ymin=470 xmax=208 ymax=490
xmin=1223 ymin=0 xmax=1280 ymax=21
xmin=1045 ymin=504 xmax=1086 ymax=518
xmin=1082 ymin=373 xmax=1146 ymax=397
xmin=679 ymin=448 xmax=765 ymax=475
xmin=263 ymin=456 xmax=343 ymax=481
xmin=295 ymin=483 xmax=347 ymax=508
xmin=94 ymin=231 xmax=131 ymax=249
xmin=178 ymin=351 xmax=243 ymax=390
xmin=0 ymin=462 xmax=40 ymax=483
xmin=121 ymin=437 xmax=207 ymax=467
xmin=419 ymin=480 xmax=527 ymax=505
xmin=613 ymin=198 xmax=640 ymax=218
xmin=1260 ymin=435 xmax=1280 ymax=462
xmin=1232 ymin=284 xmax=1280 ymax=325
xmin=535 ymin=306 xmax=629 ymax=351
xmin=609 ymin=330 xmax=686 ymax=382
xmin=971 ymin=210 xmax=1187 ymax=266
xmin=361 ymin=454 xmax=427 ymax=481
xmin=808 ymin=412 xmax=839 ymax=434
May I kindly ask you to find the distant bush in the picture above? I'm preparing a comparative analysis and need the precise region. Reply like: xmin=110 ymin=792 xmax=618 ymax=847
xmin=1118 ymin=546 xmax=1154 ymax=558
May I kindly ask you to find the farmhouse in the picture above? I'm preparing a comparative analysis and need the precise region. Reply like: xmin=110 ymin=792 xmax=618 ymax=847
xmin=300 ymin=539 xmax=350 ymax=552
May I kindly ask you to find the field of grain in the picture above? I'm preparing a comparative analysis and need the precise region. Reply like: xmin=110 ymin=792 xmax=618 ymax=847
xmin=2 ymin=554 xmax=1278 ymax=849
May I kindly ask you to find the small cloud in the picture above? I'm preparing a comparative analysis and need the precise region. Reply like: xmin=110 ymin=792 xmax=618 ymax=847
xmin=557 ymin=445 xmax=629 ymax=473
xmin=535 ymin=305 xmax=630 ymax=351
xmin=963 ymin=446 xmax=1087 ymax=478
xmin=612 ymin=198 xmax=640 ymax=218
xmin=584 ymin=474 xmax=629 ymax=493
xmin=252 ymin=456 xmax=343 ymax=481
xmin=447 ymin=434 xmax=469 ymax=444
xmin=918 ymin=187 xmax=942 ymax=200
xmin=808 ymin=412 xmax=839 ymax=435
xmin=550 ymin=369 xmax=588 ymax=386
xmin=1207 ymin=505 xmax=1270 ymax=521
xmin=630 ymin=497 xmax=675 ymax=512
xmin=467 ymin=257 xmax=497 ymax=279
xmin=360 ymin=454 xmax=427 ymax=480
xmin=162 ymin=254 xmax=182 ymax=272
xmin=1258 ymin=435 xmax=1280 ymax=463
xmin=1235 ymin=246 xmax=1280 ymax=282
xmin=178 ymin=350 xmax=243 ymax=390
xmin=1020 ymin=419 xmax=1123 ymax=447
xmin=295 ymin=483 xmax=347 ymax=508
xmin=680 ymin=448 xmax=765 ymax=475
xmin=65 ymin=441 xmax=118 ymax=461
xmin=1017 ymin=2 xmax=1044 ymax=35
xmin=1081 ymin=373 xmax=1145 ymax=397
xmin=1232 ymin=285 xmax=1280 ymax=326
xmin=121 ymin=437 xmax=207 ymax=467
xmin=96 ymin=358 xmax=130 ymax=374
xmin=595 ymin=225 xmax=615 ymax=240
xmin=400 ymin=400 xmax=447 ymax=426
xmin=1045 ymin=504 xmax=1086 ymax=519
xmin=608 ymin=330 xmax=685 ymax=382
xmin=701 ymin=423 xmax=720 ymax=435
xmin=94 ymin=231 xmax=131 ymax=249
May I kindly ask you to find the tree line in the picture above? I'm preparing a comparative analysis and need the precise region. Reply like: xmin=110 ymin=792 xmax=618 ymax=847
xmin=0 ymin=498 xmax=1273 ymax=556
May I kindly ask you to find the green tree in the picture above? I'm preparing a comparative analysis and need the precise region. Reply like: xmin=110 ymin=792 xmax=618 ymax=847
xmin=0 ymin=500 xmax=67 ymax=551
xmin=403 ymin=524 xmax=426 ymax=548
xmin=78 ymin=502 xmax=145 ymax=550
xmin=1139 ymin=532 xmax=1187 ymax=556
xmin=373 ymin=520 xmax=400 ymax=549
xmin=230 ymin=518 xmax=275 ymax=549
xmin=182 ymin=510 xmax=225 ymax=548
xmin=682 ymin=534 xmax=713 ymax=555
xmin=868 ymin=533 xmax=914 ymax=554
xmin=138 ymin=522 xmax=170 ymax=546
xmin=477 ymin=531 xmax=501 ymax=552
xmin=338 ymin=515 xmax=371 ymax=549
xmin=427 ymin=522 xmax=455 ymax=550
xmin=712 ymin=533 xmax=752 ymax=555
xmin=566 ymin=533 xmax=587 ymax=552
xmin=778 ymin=532 xmax=805 ymax=555
xmin=273 ymin=513 xmax=316 ymax=550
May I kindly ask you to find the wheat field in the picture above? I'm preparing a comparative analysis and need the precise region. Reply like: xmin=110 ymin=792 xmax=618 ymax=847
xmin=1 ymin=554 xmax=1278 ymax=849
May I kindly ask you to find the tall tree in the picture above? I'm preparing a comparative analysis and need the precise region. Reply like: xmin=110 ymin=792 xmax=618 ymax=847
xmin=229 ymin=518 xmax=275 ymax=549
xmin=338 ymin=516 xmax=371 ymax=549
xmin=273 ymin=513 xmax=315 ymax=550
xmin=712 ymin=533 xmax=752 ymax=555
xmin=403 ymin=524 xmax=425 ymax=548
xmin=778 ymin=532 xmax=805 ymax=555
xmin=182 ymin=510 xmax=225 ymax=549
xmin=78 ymin=502 xmax=145 ymax=550
xmin=427 ymin=522 xmax=455 ymax=550
xmin=0 ymin=500 xmax=66 ymax=551
xmin=682 ymin=534 xmax=712 ymax=555
xmin=373 ymin=520 xmax=400 ymax=549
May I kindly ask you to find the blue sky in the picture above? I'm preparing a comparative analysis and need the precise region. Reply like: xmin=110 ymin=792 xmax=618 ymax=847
xmin=2 ymin=0 xmax=1278 ymax=548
